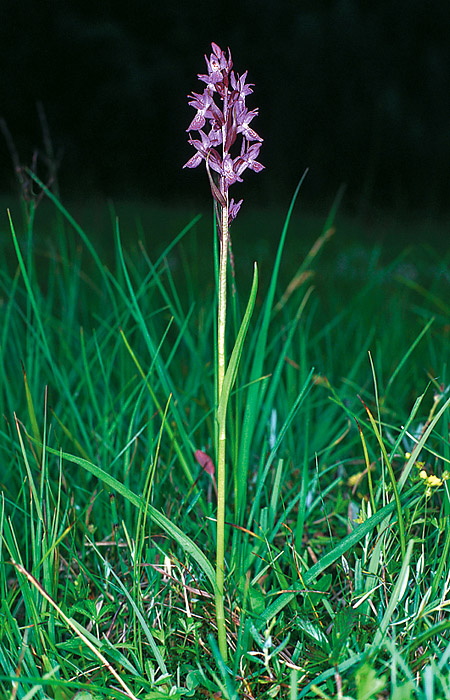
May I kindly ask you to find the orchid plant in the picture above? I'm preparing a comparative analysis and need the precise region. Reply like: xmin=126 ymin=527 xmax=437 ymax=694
xmin=184 ymin=42 xmax=263 ymax=659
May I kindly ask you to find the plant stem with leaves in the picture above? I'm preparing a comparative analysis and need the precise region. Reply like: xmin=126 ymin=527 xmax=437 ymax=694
xmin=215 ymin=189 xmax=229 ymax=659
xmin=184 ymin=42 xmax=263 ymax=660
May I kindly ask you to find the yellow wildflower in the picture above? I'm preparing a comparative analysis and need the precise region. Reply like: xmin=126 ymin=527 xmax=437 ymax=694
xmin=426 ymin=474 xmax=443 ymax=488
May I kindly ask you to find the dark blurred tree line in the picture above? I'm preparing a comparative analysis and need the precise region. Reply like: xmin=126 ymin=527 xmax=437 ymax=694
xmin=1 ymin=0 xmax=449 ymax=214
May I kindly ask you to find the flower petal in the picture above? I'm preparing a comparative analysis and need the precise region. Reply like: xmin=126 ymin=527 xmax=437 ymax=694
xmin=187 ymin=112 xmax=206 ymax=131
xmin=249 ymin=160 xmax=265 ymax=172
xmin=183 ymin=153 xmax=203 ymax=169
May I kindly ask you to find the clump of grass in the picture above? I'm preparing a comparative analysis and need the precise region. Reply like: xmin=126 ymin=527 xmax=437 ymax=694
xmin=2 ymin=178 xmax=450 ymax=699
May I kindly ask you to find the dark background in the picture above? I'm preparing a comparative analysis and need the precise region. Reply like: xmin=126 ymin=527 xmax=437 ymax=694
xmin=1 ymin=0 xmax=449 ymax=217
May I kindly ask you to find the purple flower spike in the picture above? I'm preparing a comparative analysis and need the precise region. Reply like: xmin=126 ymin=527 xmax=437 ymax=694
xmin=184 ymin=42 xmax=263 ymax=228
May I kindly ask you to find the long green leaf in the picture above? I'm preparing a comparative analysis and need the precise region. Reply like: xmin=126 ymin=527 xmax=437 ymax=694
xmin=217 ymin=263 xmax=258 ymax=425
xmin=40 ymin=444 xmax=217 ymax=592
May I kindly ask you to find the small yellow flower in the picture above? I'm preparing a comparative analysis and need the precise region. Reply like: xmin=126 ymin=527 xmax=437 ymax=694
xmin=418 ymin=469 xmax=443 ymax=495
xmin=347 ymin=473 xmax=363 ymax=487
xmin=427 ymin=474 xmax=443 ymax=488
xmin=411 ymin=459 xmax=445 ymax=494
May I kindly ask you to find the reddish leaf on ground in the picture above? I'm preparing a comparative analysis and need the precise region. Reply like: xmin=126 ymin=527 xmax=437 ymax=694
xmin=195 ymin=449 xmax=215 ymax=477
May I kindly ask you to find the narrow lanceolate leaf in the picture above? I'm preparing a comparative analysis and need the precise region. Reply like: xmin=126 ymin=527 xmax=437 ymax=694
xmin=217 ymin=263 xmax=258 ymax=425
xmin=38 ymin=444 xmax=217 ymax=593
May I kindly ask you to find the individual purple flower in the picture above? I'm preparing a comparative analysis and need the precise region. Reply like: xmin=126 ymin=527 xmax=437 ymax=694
xmin=230 ymin=70 xmax=254 ymax=101
xmin=229 ymin=198 xmax=243 ymax=223
xmin=186 ymin=90 xmax=213 ymax=131
xmin=183 ymin=130 xmax=223 ymax=174
xmin=235 ymin=104 xmax=263 ymax=142
xmin=233 ymin=142 xmax=264 ymax=180
xmin=184 ymin=42 xmax=264 ymax=231
xmin=183 ymin=130 xmax=211 ymax=169
xmin=198 ymin=44 xmax=232 ymax=92
xmin=225 ymin=154 xmax=244 ymax=187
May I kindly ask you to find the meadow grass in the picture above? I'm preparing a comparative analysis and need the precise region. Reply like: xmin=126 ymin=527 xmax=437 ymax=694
xmin=1 ymin=189 xmax=450 ymax=699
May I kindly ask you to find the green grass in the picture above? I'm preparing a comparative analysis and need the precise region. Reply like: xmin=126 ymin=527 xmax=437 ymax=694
xmin=1 ymin=189 xmax=450 ymax=699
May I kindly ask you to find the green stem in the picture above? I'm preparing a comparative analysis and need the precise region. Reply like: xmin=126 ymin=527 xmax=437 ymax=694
xmin=216 ymin=195 xmax=229 ymax=662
